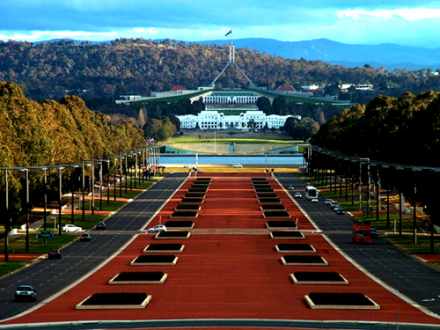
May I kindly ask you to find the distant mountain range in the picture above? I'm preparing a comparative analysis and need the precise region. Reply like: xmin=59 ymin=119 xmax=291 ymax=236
xmin=197 ymin=38 xmax=440 ymax=71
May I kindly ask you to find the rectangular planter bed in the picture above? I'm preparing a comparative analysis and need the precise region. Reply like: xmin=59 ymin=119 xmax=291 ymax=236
xmin=256 ymin=193 xmax=278 ymax=198
xmin=261 ymin=204 xmax=286 ymax=211
xmin=270 ymin=231 xmax=305 ymax=239
xmin=155 ymin=231 xmax=191 ymax=239
xmin=184 ymin=193 xmax=205 ymax=198
xmin=281 ymin=255 xmax=328 ymax=266
xmin=275 ymin=243 xmax=316 ymax=253
xmin=130 ymin=255 xmax=178 ymax=266
xmin=109 ymin=271 xmax=168 ymax=284
xmin=181 ymin=198 xmax=203 ymax=203
xmin=175 ymin=204 xmax=201 ymax=211
xmin=143 ymin=243 xmax=185 ymax=253
xmin=170 ymin=211 xmax=198 ymax=218
xmin=305 ymin=292 xmax=380 ymax=310
xmin=266 ymin=220 xmax=296 ymax=229
xmin=263 ymin=211 xmax=291 ymax=219
xmin=165 ymin=220 xmax=194 ymax=229
xmin=76 ymin=292 xmax=152 ymax=310
xmin=259 ymin=198 xmax=280 ymax=204
xmin=291 ymin=272 xmax=349 ymax=285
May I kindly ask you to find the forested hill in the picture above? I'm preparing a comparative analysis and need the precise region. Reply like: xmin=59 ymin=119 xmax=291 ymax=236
xmin=1 ymin=38 xmax=438 ymax=104
xmin=0 ymin=82 xmax=145 ymax=168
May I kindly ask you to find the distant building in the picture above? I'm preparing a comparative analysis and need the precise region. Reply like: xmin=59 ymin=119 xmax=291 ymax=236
xmin=177 ymin=91 xmax=300 ymax=131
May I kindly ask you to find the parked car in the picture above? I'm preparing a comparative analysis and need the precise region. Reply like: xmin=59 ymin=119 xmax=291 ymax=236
xmin=294 ymin=192 xmax=302 ymax=198
xmin=330 ymin=201 xmax=339 ymax=209
xmin=232 ymin=164 xmax=243 ymax=168
xmin=48 ymin=248 xmax=61 ymax=259
xmin=80 ymin=233 xmax=91 ymax=242
xmin=62 ymin=224 xmax=82 ymax=232
xmin=148 ymin=224 xmax=167 ymax=233
xmin=370 ymin=228 xmax=378 ymax=238
xmin=324 ymin=199 xmax=332 ymax=205
xmin=287 ymin=185 xmax=294 ymax=190
xmin=336 ymin=209 xmax=346 ymax=215
xmin=15 ymin=285 xmax=37 ymax=302
xmin=311 ymin=198 xmax=319 ymax=203
xmin=96 ymin=222 xmax=106 ymax=230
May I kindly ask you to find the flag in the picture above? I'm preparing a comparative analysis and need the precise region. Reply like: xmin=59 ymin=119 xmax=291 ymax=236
xmin=225 ymin=29 xmax=232 ymax=37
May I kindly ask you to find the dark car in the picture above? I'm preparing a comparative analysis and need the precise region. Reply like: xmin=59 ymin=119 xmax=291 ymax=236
xmin=15 ymin=285 xmax=37 ymax=302
xmin=80 ymin=233 xmax=91 ymax=242
xmin=336 ymin=209 xmax=346 ymax=215
xmin=370 ymin=228 xmax=378 ymax=238
xmin=96 ymin=222 xmax=106 ymax=230
xmin=48 ymin=248 xmax=61 ymax=259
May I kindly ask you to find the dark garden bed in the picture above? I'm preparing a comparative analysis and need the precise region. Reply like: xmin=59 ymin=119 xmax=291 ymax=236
xmin=251 ymin=178 xmax=267 ymax=182
xmin=255 ymin=188 xmax=274 ymax=193
xmin=109 ymin=271 xmax=167 ymax=284
xmin=291 ymin=272 xmax=348 ymax=285
xmin=181 ymin=197 xmax=203 ymax=203
xmin=305 ymin=292 xmax=380 ymax=310
xmin=76 ymin=292 xmax=152 ymax=309
xmin=175 ymin=204 xmax=201 ymax=211
xmin=195 ymin=178 xmax=211 ymax=183
xmin=263 ymin=211 xmax=291 ymax=218
xmin=260 ymin=205 xmax=285 ymax=211
xmin=188 ymin=187 xmax=208 ymax=193
xmin=259 ymin=198 xmax=280 ymax=203
xmin=144 ymin=243 xmax=184 ymax=253
xmin=131 ymin=254 xmax=178 ymax=265
xmin=156 ymin=231 xmax=191 ymax=239
xmin=184 ymin=192 xmax=205 ymax=198
xmin=170 ymin=210 xmax=198 ymax=218
xmin=281 ymin=255 xmax=328 ymax=266
xmin=256 ymin=193 xmax=278 ymax=198
xmin=270 ymin=231 xmax=304 ymax=239
xmin=275 ymin=243 xmax=315 ymax=253
xmin=266 ymin=220 xmax=296 ymax=229
xmin=165 ymin=220 xmax=194 ymax=229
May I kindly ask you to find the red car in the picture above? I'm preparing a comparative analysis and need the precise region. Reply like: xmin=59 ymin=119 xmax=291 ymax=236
xmin=48 ymin=249 xmax=62 ymax=259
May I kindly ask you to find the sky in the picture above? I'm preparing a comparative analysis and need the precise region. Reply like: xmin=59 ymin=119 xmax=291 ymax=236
xmin=2 ymin=0 xmax=440 ymax=48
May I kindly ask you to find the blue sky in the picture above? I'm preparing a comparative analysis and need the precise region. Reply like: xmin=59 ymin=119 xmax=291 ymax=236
xmin=2 ymin=0 xmax=440 ymax=48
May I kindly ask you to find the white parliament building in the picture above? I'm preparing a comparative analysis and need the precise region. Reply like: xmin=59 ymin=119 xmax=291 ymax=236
xmin=177 ymin=91 xmax=300 ymax=131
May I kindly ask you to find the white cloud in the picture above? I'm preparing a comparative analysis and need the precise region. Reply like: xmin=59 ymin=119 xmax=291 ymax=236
xmin=338 ymin=7 xmax=440 ymax=21
xmin=0 ymin=30 xmax=118 ymax=42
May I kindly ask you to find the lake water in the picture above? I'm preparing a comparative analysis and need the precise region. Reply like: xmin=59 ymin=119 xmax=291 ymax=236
xmin=159 ymin=154 xmax=304 ymax=166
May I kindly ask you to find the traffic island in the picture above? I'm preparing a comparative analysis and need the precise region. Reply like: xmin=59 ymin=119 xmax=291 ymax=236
xmin=76 ymin=292 xmax=152 ymax=310
xmin=263 ymin=211 xmax=291 ymax=218
xmin=261 ymin=204 xmax=286 ymax=211
xmin=130 ymin=255 xmax=178 ymax=266
xmin=275 ymin=243 xmax=316 ymax=253
xmin=144 ymin=243 xmax=185 ymax=253
xmin=165 ymin=220 xmax=194 ymax=229
xmin=170 ymin=211 xmax=198 ymax=218
xmin=270 ymin=231 xmax=304 ymax=239
xmin=155 ymin=231 xmax=191 ymax=239
xmin=266 ymin=220 xmax=296 ymax=229
xmin=109 ymin=271 xmax=168 ymax=284
xmin=291 ymin=272 xmax=349 ymax=285
xmin=281 ymin=255 xmax=328 ymax=266
xmin=305 ymin=292 xmax=380 ymax=310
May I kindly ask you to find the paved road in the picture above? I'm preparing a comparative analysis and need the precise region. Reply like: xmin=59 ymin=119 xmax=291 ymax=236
xmin=275 ymin=173 xmax=440 ymax=317
xmin=0 ymin=174 xmax=187 ymax=321
xmin=3 ymin=172 xmax=440 ymax=330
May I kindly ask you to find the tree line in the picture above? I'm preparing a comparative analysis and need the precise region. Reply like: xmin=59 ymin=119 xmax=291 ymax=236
xmin=310 ymin=90 xmax=440 ymax=230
